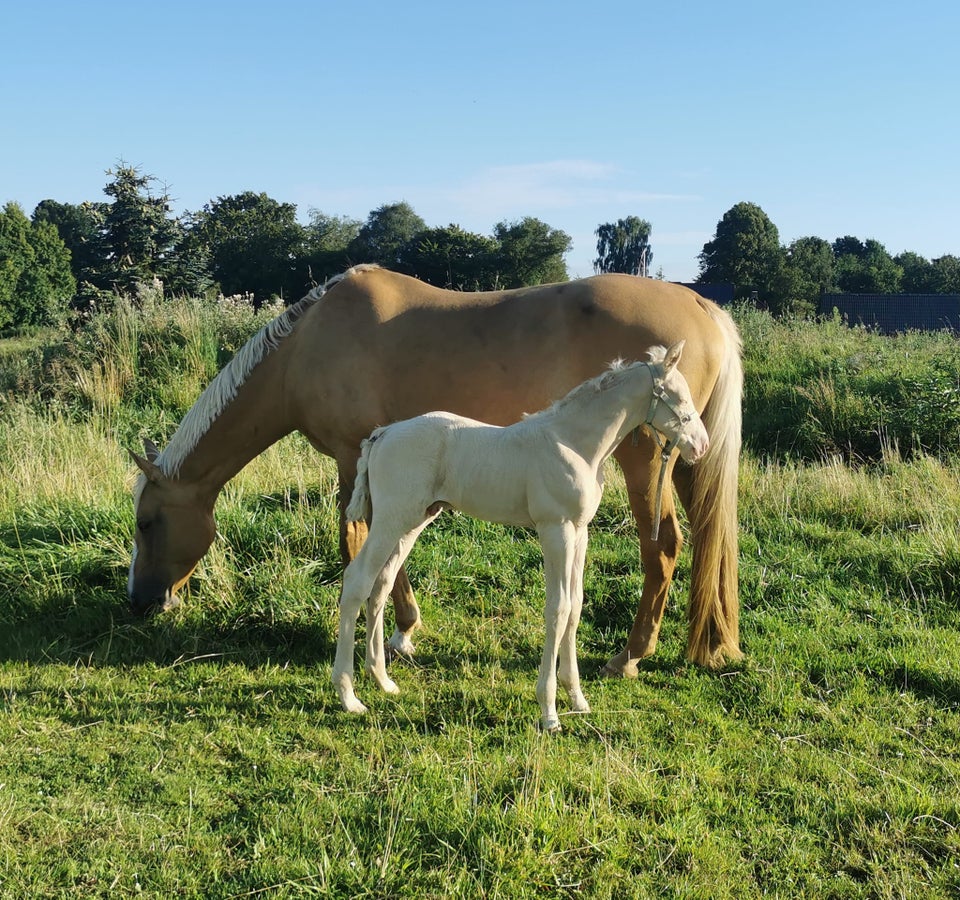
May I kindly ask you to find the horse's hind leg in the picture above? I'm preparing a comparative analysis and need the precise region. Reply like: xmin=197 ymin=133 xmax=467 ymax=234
xmin=558 ymin=525 xmax=591 ymax=716
xmin=604 ymin=443 xmax=683 ymax=678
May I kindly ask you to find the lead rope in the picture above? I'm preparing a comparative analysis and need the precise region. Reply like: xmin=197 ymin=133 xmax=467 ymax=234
xmin=650 ymin=446 xmax=672 ymax=541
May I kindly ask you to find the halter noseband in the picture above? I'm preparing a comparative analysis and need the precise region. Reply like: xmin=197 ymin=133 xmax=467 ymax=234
xmin=636 ymin=362 xmax=698 ymax=542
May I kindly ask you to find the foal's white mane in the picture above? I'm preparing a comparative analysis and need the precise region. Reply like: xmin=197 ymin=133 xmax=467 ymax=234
xmin=151 ymin=265 xmax=379 ymax=479
xmin=522 ymin=345 xmax=668 ymax=423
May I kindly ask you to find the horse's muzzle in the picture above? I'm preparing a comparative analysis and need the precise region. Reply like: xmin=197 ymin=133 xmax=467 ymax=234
xmin=128 ymin=588 xmax=181 ymax=617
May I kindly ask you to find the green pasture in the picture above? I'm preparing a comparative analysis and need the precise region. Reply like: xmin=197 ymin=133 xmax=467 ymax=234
xmin=0 ymin=298 xmax=958 ymax=898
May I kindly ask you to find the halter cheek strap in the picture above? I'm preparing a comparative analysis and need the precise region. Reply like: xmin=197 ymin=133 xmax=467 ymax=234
xmin=639 ymin=364 xmax=697 ymax=542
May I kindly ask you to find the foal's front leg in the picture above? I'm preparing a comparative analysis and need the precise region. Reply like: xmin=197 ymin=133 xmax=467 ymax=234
xmin=536 ymin=521 xmax=578 ymax=733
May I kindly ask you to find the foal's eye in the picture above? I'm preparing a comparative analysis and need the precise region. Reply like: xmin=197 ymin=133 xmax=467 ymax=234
xmin=137 ymin=519 xmax=152 ymax=533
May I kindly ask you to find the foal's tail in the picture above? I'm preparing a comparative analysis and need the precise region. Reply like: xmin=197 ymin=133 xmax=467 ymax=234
xmin=686 ymin=302 xmax=744 ymax=668
xmin=346 ymin=428 xmax=386 ymax=523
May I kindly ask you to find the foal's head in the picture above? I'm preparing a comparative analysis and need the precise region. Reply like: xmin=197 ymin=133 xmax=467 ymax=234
xmin=644 ymin=341 xmax=710 ymax=464
xmin=127 ymin=441 xmax=216 ymax=616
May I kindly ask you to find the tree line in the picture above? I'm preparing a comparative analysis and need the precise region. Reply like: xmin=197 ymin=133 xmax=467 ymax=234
xmin=1 ymin=166 xmax=958 ymax=333
xmin=697 ymin=201 xmax=960 ymax=315
xmin=0 ymin=165 xmax=572 ymax=332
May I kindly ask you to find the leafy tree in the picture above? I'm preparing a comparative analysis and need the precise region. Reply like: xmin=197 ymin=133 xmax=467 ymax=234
xmin=777 ymin=236 xmax=836 ymax=315
xmin=101 ymin=164 xmax=181 ymax=295
xmin=896 ymin=251 xmax=938 ymax=293
xmin=893 ymin=251 xmax=960 ymax=293
xmin=698 ymin=202 xmax=784 ymax=303
xmin=492 ymin=217 xmax=570 ymax=287
xmin=33 ymin=200 xmax=106 ymax=286
xmin=0 ymin=202 xmax=75 ymax=331
xmin=303 ymin=211 xmax=361 ymax=284
xmin=931 ymin=254 xmax=960 ymax=292
xmin=406 ymin=224 xmax=499 ymax=289
xmin=182 ymin=192 xmax=307 ymax=301
xmin=832 ymin=237 xmax=901 ymax=293
xmin=593 ymin=216 xmax=653 ymax=276
xmin=349 ymin=202 xmax=426 ymax=272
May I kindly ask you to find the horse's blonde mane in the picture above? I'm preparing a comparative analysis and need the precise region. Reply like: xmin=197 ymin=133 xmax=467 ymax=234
xmin=154 ymin=265 xmax=378 ymax=478
xmin=523 ymin=346 xmax=668 ymax=423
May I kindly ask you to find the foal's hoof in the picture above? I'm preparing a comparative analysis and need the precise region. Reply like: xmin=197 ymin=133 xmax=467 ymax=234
xmin=341 ymin=697 xmax=368 ymax=715
xmin=378 ymin=676 xmax=400 ymax=695
xmin=540 ymin=717 xmax=562 ymax=734
xmin=386 ymin=628 xmax=416 ymax=660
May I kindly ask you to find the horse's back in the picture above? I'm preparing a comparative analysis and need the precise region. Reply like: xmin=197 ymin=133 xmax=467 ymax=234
xmin=290 ymin=267 xmax=732 ymax=446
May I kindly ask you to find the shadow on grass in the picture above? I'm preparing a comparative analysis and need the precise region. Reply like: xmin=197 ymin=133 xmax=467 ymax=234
xmin=0 ymin=586 xmax=337 ymax=669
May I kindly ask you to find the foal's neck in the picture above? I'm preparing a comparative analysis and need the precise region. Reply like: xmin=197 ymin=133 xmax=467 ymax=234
xmin=552 ymin=366 xmax=653 ymax=468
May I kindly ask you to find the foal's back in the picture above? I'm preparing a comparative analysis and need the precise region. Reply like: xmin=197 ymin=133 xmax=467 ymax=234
xmin=368 ymin=411 xmax=558 ymax=529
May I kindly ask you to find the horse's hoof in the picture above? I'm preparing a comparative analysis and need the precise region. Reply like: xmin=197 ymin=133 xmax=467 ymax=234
xmin=600 ymin=659 xmax=639 ymax=679
xmin=342 ymin=697 xmax=368 ymax=715
xmin=541 ymin=718 xmax=562 ymax=734
xmin=160 ymin=594 xmax=182 ymax=612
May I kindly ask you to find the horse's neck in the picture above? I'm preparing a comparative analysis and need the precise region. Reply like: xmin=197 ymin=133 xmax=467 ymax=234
xmin=549 ymin=370 xmax=650 ymax=467
xmin=169 ymin=348 xmax=295 ymax=497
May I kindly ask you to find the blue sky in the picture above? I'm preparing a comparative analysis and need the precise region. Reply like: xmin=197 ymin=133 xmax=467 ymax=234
xmin=3 ymin=0 xmax=959 ymax=282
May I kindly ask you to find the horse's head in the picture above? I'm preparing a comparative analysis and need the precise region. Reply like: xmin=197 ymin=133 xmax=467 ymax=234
xmin=646 ymin=341 xmax=710 ymax=464
xmin=127 ymin=440 xmax=216 ymax=616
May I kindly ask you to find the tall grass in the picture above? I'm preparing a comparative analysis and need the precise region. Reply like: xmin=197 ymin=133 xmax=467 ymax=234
xmin=737 ymin=305 xmax=960 ymax=460
xmin=1 ymin=298 xmax=959 ymax=897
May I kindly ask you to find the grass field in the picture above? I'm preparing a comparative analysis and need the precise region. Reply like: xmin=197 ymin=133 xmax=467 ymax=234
xmin=1 ymin=301 xmax=959 ymax=898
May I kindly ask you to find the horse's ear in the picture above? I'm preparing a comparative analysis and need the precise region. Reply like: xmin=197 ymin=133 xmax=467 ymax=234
xmin=128 ymin=449 xmax=165 ymax=484
xmin=664 ymin=340 xmax=685 ymax=372
xmin=143 ymin=438 xmax=161 ymax=463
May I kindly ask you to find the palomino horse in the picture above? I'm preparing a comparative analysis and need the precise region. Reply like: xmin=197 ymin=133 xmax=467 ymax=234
xmin=129 ymin=264 xmax=743 ymax=673
xmin=333 ymin=346 xmax=710 ymax=731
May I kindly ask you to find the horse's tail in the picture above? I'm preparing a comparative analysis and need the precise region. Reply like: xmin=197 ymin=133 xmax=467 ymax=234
xmin=685 ymin=302 xmax=744 ymax=668
xmin=346 ymin=428 xmax=386 ymax=523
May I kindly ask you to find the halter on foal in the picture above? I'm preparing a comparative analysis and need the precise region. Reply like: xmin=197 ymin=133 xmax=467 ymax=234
xmin=332 ymin=342 xmax=709 ymax=732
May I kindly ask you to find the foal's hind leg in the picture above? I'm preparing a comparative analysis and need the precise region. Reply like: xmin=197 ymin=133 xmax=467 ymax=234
xmin=604 ymin=443 xmax=683 ymax=678
xmin=364 ymin=518 xmax=435 ymax=693
xmin=337 ymin=465 xmax=422 ymax=658
xmin=333 ymin=523 xmax=413 ymax=713
xmin=536 ymin=521 xmax=578 ymax=733
xmin=558 ymin=525 xmax=591 ymax=716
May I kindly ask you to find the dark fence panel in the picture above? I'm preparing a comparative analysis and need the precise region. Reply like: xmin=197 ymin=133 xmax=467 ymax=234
xmin=819 ymin=293 xmax=960 ymax=333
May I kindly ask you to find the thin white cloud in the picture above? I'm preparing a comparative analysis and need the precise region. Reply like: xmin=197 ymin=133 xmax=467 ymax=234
xmin=447 ymin=160 xmax=699 ymax=217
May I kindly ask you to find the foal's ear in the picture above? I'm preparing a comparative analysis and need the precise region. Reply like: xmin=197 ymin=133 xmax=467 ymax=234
xmin=664 ymin=340 xmax=685 ymax=372
xmin=128 ymin=448 xmax=165 ymax=484
xmin=143 ymin=438 xmax=161 ymax=463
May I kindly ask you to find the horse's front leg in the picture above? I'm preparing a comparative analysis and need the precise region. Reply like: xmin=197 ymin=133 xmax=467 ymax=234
xmin=604 ymin=443 xmax=683 ymax=678
xmin=558 ymin=525 xmax=591 ymax=716
xmin=338 ymin=466 xmax=422 ymax=658
xmin=536 ymin=521 xmax=578 ymax=733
